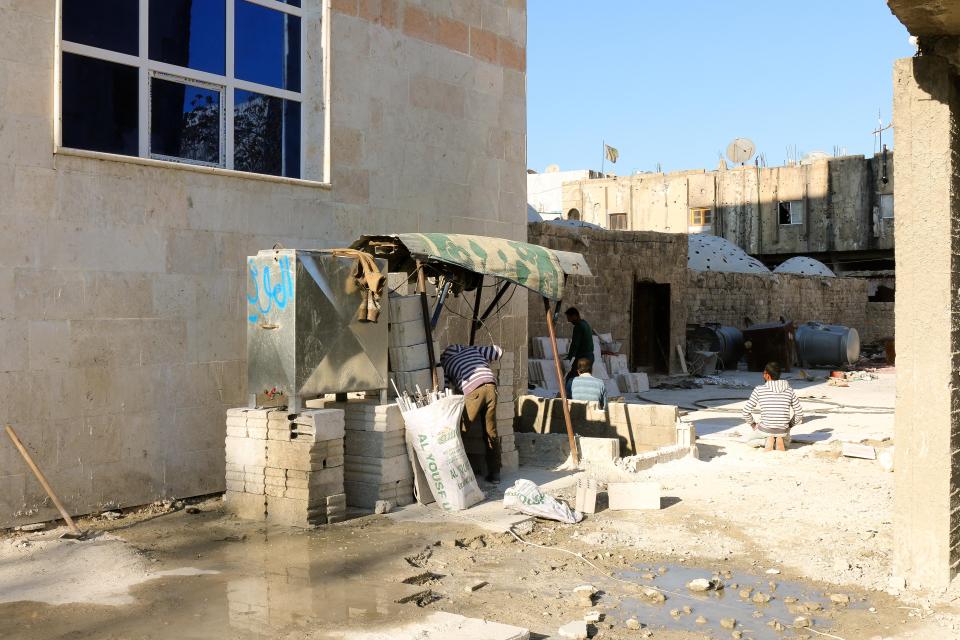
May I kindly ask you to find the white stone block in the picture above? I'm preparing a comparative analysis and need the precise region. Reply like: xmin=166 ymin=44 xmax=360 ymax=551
xmin=607 ymin=482 xmax=661 ymax=511
xmin=344 ymin=453 xmax=414 ymax=483
xmin=579 ymin=437 xmax=619 ymax=462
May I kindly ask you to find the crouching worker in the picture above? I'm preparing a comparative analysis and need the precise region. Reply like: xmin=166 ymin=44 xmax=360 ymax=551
xmin=570 ymin=357 xmax=606 ymax=409
xmin=741 ymin=362 xmax=803 ymax=452
xmin=439 ymin=343 xmax=503 ymax=483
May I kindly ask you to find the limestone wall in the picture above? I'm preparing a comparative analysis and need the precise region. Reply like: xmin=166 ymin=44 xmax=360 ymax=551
xmin=685 ymin=271 xmax=872 ymax=342
xmin=0 ymin=0 xmax=527 ymax=526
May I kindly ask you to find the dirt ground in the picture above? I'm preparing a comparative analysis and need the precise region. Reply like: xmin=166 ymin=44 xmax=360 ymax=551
xmin=3 ymin=368 xmax=960 ymax=639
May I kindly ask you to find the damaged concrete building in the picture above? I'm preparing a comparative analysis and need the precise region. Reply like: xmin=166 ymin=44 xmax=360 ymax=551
xmin=0 ymin=0 xmax=528 ymax=528
xmin=561 ymin=154 xmax=895 ymax=276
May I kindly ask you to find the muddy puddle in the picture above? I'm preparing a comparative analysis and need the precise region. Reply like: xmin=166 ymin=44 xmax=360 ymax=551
xmin=2 ymin=525 xmax=434 ymax=640
xmin=609 ymin=563 xmax=866 ymax=639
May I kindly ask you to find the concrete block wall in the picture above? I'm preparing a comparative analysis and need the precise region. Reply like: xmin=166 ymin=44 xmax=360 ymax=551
xmin=527 ymin=223 xmax=688 ymax=374
xmin=685 ymin=271 xmax=871 ymax=343
xmin=0 ymin=0 xmax=528 ymax=527
xmin=515 ymin=395 xmax=679 ymax=456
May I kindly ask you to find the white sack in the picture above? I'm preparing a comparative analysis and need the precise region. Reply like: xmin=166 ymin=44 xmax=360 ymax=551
xmin=503 ymin=479 xmax=583 ymax=524
xmin=401 ymin=395 xmax=484 ymax=511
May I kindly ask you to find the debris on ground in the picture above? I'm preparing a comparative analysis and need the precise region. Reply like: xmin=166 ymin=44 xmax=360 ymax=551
xmin=558 ymin=619 xmax=588 ymax=639
xmin=503 ymin=479 xmax=583 ymax=524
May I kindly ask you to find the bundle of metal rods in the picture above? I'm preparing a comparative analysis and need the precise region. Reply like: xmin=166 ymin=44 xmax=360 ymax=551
xmin=392 ymin=379 xmax=451 ymax=412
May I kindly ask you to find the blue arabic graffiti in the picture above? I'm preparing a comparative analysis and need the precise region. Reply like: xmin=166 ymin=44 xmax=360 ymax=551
xmin=247 ymin=255 xmax=293 ymax=323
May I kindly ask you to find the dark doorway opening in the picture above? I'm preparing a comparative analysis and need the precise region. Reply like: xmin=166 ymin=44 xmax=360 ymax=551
xmin=632 ymin=282 xmax=671 ymax=373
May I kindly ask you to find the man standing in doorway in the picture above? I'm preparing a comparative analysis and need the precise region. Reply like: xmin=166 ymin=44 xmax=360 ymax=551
xmin=564 ymin=307 xmax=594 ymax=395
xmin=440 ymin=343 xmax=503 ymax=483
xmin=741 ymin=362 xmax=804 ymax=451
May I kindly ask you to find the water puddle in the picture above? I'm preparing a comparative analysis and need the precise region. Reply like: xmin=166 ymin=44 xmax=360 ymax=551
xmin=609 ymin=563 xmax=864 ymax=640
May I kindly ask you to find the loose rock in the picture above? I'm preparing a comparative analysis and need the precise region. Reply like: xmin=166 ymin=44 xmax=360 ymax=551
xmin=695 ymin=615 xmax=707 ymax=624
xmin=829 ymin=593 xmax=850 ymax=605
xmin=687 ymin=578 xmax=711 ymax=592
xmin=752 ymin=592 xmax=772 ymax=604
xmin=584 ymin=611 xmax=602 ymax=623
xmin=464 ymin=580 xmax=487 ymax=593
xmin=794 ymin=616 xmax=812 ymax=628
xmin=558 ymin=620 xmax=588 ymax=639
xmin=720 ymin=617 xmax=737 ymax=629
xmin=374 ymin=500 xmax=394 ymax=514
xmin=625 ymin=618 xmax=642 ymax=630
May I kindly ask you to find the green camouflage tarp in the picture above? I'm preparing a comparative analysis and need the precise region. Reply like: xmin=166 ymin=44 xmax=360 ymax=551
xmin=396 ymin=233 xmax=566 ymax=300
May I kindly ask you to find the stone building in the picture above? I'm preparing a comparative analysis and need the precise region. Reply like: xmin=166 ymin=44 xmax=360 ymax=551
xmin=528 ymin=223 xmax=871 ymax=376
xmin=561 ymin=154 xmax=895 ymax=276
xmin=0 ymin=0 xmax=527 ymax=527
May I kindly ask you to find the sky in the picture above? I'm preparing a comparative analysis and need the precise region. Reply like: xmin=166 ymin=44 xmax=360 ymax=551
xmin=526 ymin=1 xmax=914 ymax=175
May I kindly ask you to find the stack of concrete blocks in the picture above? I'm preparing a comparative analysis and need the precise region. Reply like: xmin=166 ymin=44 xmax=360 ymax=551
xmin=388 ymin=294 xmax=442 ymax=396
xmin=329 ymin=399 xmax=416 ymax=509
xmin=490 ymin=350 xmax=519 ymax=472
xmin=224 ymin=407 xmax=347 ymax=527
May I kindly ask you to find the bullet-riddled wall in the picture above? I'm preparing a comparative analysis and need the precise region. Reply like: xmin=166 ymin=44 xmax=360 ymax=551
xmin=0 ymin=0 xmax=527 ymax=526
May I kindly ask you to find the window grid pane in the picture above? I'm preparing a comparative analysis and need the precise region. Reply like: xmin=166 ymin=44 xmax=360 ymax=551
xmin=61 ymin=0 xmax=303 ymax=179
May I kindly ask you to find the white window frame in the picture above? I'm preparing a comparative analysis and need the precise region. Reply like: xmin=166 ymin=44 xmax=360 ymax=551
xmin=57 ymin=0 xmax=306 ymax=177
xmin=778 ymin=200 xmax=804 ymax=226
xmin=148 ymin=70 xmax=226 ymax=168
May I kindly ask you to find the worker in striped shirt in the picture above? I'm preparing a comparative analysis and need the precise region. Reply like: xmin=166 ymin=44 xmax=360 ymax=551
xmin=440 ymin=343 xmax=503 ymax=483
xmin=741 ymin=362 xmax=803 ymax=452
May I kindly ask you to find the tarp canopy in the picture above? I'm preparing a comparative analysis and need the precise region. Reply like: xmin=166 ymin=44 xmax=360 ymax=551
xmin=353 ymin=233 xmax=590 ymax=300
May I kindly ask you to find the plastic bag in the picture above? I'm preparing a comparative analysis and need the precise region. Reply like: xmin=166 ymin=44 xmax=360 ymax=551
xmin=401 ymin=395 xmax=484 ymax=511
xmin=503 ymin=479 xmax=583 ymax=524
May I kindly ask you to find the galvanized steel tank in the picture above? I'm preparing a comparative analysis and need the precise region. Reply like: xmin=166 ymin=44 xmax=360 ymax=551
xmin=795 ymin=322 xmax=860 ymax=367
xmin=687 ymin=323 xmax=744 ymax=369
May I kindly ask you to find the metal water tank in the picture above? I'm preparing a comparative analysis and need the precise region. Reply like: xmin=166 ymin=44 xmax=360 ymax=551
xmin=686 ymin=324 xmax=744 ymax=369
xmin=795 ymin=322 xmax=860 ymax=367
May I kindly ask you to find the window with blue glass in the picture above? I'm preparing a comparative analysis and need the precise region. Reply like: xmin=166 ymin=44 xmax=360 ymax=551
xmin=60 ymin=0 xmax=304 ymax=179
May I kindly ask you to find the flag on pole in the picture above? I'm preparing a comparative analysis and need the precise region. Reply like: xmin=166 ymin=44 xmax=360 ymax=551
xmin=604 ymin=144 xmax=619 ymax=164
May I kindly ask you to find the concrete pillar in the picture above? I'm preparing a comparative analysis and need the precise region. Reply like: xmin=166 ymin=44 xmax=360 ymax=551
xmin=893 ymin=54 xmax=960 ymax=591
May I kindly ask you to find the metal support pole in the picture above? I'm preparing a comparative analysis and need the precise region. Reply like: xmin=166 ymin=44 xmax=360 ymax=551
xmin=544 ymin=297 xmax=578 ymax=466
xmin=431 ymin=281 xmax=452 ymax=329
xmin=416 ymin=261 xmax=440 ymax=390
xmin=479 ymin=281 xmax=512 ymax=323
xmin=469 ymin=276 xmax=483 ymax=346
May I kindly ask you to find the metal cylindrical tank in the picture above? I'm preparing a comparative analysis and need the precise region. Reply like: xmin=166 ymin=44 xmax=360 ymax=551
xmin=796 ymin=322 xmax=860 ymax=367
xmin=686 ymin=324 xmax=744 ymax=369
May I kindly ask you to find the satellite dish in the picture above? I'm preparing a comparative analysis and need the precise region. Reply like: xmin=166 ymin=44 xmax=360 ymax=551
xmin=545 ymin=164 xmax=560 ymax=173
xmin=726 ymin=138 xmax=756 ymax=164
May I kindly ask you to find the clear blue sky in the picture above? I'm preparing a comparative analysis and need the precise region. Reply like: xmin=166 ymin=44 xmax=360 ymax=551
xmin=527 ymin=1 xmax=913 ymax=174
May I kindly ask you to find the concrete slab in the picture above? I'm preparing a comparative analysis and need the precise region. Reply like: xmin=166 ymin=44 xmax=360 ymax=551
xmin=333 ymin=611 xmax=529 ymax=640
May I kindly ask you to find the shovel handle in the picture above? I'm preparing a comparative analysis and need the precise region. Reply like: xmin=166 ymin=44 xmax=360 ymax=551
xmin=5 ymin=425 xmax=81 ymax=535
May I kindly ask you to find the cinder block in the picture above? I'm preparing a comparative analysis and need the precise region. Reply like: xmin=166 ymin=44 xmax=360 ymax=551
xmin=344 ymin=453 xmax=414 ymax=483
xmin=225 ymin=437 xmax=267 ymax=467
xmin=649 ymin=405 xmax=679 ymax=427
xmin=344 ymin=430 xmax=407 ymax=458
xmin=495 ymin=401 xmax=514 ymax=421
xmin=501 ymin=448 xmax=519 ymax=472
xmin=388 ymin=294 xmax=426 ymax=324
xmin=389 ymin=340 xmax=440 ymax=372
xmin=389 ymin=318 xmax=427 ymax=347
xmin=266 ymin=495 xmax=322 ymax=528
xmin=293 ymin=408 xmax=345 ymax=441
xmin=499 ymin=434 xmax=515 ymax=452
xmin=344 ymin=478 xmax=414 ymax=508
xmin=607 ymin=482 xmax=661 ymax=511
xmin=579 ymin=437 xmax=619 ymax=462
xmin=576 ymin=478 xmax=598 ymax=514
xmin=391 ymin=367 xmax=439 ymax=396
xmin=225 ymin=491 xmax=266 ymax=520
